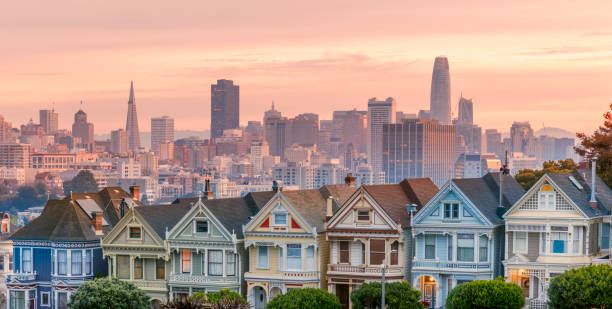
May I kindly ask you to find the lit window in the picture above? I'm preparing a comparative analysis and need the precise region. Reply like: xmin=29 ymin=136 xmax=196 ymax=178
xmin=134 ymin=258 xmax=143 ymax=279
xmin=182 ymin=249 xmax=191 ymax=273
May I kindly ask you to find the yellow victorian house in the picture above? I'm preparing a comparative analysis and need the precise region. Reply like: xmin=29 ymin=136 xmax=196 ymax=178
xmin=242 ymin=183 xmax=355 ymax=309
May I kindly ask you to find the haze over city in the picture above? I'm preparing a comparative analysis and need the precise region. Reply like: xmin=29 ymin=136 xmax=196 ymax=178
xmin=2 ymin=1 xmax=611 ymax=134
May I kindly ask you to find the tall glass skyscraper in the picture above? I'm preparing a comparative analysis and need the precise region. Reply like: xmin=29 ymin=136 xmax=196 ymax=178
xmin=430 ymin=56 xmax=451 ymax=124
xmin=125 ymin=81 xmax=141 ymax=153
xmin=210 ymin=79 xmax=240 ymax=139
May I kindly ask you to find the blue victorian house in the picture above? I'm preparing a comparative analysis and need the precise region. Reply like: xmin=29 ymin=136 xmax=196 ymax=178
xmin=411 ymin=173 xmax=524 ymax=308
xmin=6 ymin=187 xmax=139 ymax=309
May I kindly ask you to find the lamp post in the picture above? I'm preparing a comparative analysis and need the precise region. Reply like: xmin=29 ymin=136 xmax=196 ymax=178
xmin=381 ymin=259 xmax=386 ymax=309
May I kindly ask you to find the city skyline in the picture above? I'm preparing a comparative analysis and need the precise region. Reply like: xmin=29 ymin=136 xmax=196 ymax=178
xmin=2 ymin=1 xmax=611 ymax=134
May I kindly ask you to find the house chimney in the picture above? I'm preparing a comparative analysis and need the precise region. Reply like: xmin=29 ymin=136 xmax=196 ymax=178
xmin=344 ymin=173 xmax=355 ymax=187
xmin=589 ymin=161 xmax=597 ymax=210
xmin=326 ymin=196 xmax=334 ymax=221
xmin=93 ymin=212 xmax=103 ymax=235
xmin=129 ymin=186 xmax=140 ymax=201
xmin=120 ymin=198 xmax=127 ymax=218
xmin=272 ymin=180 xmax=282 ymax=193
xmin=2 ymin=213 xmax=10 ymax=234
xmin=204 ymin=179 xmax=213 ymax=199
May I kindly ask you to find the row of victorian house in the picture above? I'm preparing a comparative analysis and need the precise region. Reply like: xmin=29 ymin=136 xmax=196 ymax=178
xmin=4 ymin=168 xmax=612 ymax=309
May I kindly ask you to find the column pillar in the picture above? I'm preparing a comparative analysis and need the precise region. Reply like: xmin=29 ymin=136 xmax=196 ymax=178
xmin=130 ymin=255 xmax=134 ymax=280
xmin=504 ymin=231 xmax=509 ymax=260
xmin=204 ymin=249 xmax=208 ymax=276
xmin=222 ymin=250 xmax=227 ymax=277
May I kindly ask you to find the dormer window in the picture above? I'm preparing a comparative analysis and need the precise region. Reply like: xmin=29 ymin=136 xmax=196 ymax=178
xmin=129 ymin=227 xmax=142 ymax=239
xmin=538 ymin=185 xmax=556 ymax=210
xmin=196 ymin=221 xmax=208 ymax=233
xmin=444 ymin=203 xmax=459 ymax=219
xmin=274 ymin=213 xmax=287 ymax=226
xmin=357 ymin=210 xmax=370 ymax=222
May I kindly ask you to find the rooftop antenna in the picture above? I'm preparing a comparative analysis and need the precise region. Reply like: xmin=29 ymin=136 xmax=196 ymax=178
xmin=497 ymin=151 xmax=510 ymax=216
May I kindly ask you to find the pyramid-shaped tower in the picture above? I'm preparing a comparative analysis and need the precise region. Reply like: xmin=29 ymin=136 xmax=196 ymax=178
xmin=125 ymin=81 xmax=141 ymax=152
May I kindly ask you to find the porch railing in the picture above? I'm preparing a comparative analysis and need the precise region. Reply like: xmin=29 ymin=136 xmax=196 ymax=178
xmin=413 ymin=261 xmax=490 ymax=270
xmin=328 ymin=264 xmax=403 ymax=275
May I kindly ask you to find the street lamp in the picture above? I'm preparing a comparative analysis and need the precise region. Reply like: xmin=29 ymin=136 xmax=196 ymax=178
xmin=381 ymin=258 xmax=386 ymax=309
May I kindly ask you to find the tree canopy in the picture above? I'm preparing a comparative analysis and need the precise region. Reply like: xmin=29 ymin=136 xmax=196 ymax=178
xmin=547 ymin=264 xmax=612 ymax=309
xmin=445 ymin=278 xmax=524 ymax=309
xmin=575 ymin=103 xmax=612 ymax=187
xmin=514 ymin=159 xmax=578 ymax=190
xmin=266 ymin=288 xmax=341 ymax=309
xmin=63 ymin=170 xmax=99 ymax=195
xmin=192 ymin=289 xmax=248 ymax=309
xmin=67 ymin=277 xmax=150 ymax=309
xmin=350 ymin=281 xmax=424 ymax=309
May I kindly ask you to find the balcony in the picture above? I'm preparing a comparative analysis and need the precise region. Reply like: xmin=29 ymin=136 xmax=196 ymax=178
xmin=281 ymin=270 xmax=319 ymax=280
xmin=412 ymin=260 xmax=491 ymax=272
xmin=130 ymin=280 xmax=167 ymax=290
xmin=169 ymin=273 xmax=239 ymax=285
xmin=327 ymin=264 xmax=404 ymax=277
xmin=244 ymin=270 xmax=320 ymax=282
xmin=7 ymin=272 xmax=37 ymax=282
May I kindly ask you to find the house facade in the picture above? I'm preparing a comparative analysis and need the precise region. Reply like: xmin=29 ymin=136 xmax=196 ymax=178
xmin=503 ymin=170 xmax=612 ymax=309
xmin=6 ymin=187 xmax=139 ymax=309
xmin=101 ymin=199 xmax=191 ymax=307
xmin=167 ymin=192 xmax=273 ymax=300
xmin=0 ymin=213 xmax=16 ymax=309
xmin=243 ymin=185 xmax=354 ymax=309
xmin=326 ymin=180 xmax=437 ymax=309
xmin=411 ymin=173 xmax=524 ymax=308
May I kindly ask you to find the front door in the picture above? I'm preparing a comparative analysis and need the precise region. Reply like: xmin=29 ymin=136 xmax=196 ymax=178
xmin=424 ymin=284 xmax=435 ymax=308
xmin=336 ymin=284 xmax=349 ymax=309
xmin=57 ymin=292 xmax=69 ymax=309
xmin=253 ymin=287 xmax=266 ymax=309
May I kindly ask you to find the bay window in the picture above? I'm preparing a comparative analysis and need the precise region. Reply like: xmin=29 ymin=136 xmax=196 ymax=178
xmin=424 ymin=235 xmax=436 ymax=260
xmin=370 ymin=239 xmax=385 ymax=265
xmin=257 ymin=246 xmax=269 ymax=269
xmin=514 ymin=232 xmax=527 ymax=254
xmin=181 ymin=248 xmax=191 ymax=273
xmin=287 ymin=244 xmax=302 ymax=270
xmin=602 ymin=223 xmax=610 ymax=250
xmin=156 ymin=259 xmax=165 ymax=279
xmin=339 ymin=241 xmax=349 ymax=263
xmin=58 ymin=250 xmax=67 ymax=275
xmin=551 ymin=232 xmax=568 ymax=254
xmin=479 ymin=235 xmax=488 ymax=262
xmin=457 ymin=234 xmax=474 ymax=262
xmin=134 ymin=258 xmax=143 ymax=279
xmin=306 ymin=246 xmax=315 ymax=271
xmin=573 ymin=226 xmax=582 ymax=253
xmin=226 ymin=253 xmax=236 ymax=276
xmin=71 ymin=250 xmax=82 ymax=275
xmin=117 ymin=255 xmax=130 ymax=279
xmin=390 ymin=242 xmax=398 ymax=265
xmin=85 ymin=250 xmax=92 ymax=275
xmin=208 ymin=250 xmax=223 ymax=276
xmin=22 ymin=248 xmax=32 ymax=273
xmin=447 ymin=235 xmax=453 ymax=261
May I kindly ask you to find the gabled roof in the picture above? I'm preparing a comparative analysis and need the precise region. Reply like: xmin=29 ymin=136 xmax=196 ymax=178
xmin=362 ymin=178 xmax=438 ymax=227
xmin=453 ymin=173 xmax=525 ymax=225
xmin=135 ymin=200 xmax=192 ymax=240
xmin=11 ymin=199 xmax=100 ymax=241
xmin=546 ymin=171 xmax=611 ymax=217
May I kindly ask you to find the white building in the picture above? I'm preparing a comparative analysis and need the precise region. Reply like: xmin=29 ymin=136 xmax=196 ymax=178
xmin=367 ymin=97 xmax=396 ymax=173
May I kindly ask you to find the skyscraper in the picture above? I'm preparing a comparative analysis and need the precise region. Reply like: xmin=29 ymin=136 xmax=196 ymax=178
xmin=151 ymin=116 xmax=174 ymax=153
xmin=430 ymin=56 xmax=451 ymax=124
xmin=287 ymin=113 xmax=318 ymax=147
xmin=382 ymin=119 xmax=456 ymax=186
xmin=39 ymin=109 xmax=58 ymax=134
xmin=110 ymin=128 xmax=128 ymax=154
xmin=72 ymin=109 xmax=94 ymax=152
xmin=210 ymin=79 xmax=239 ymax=139
xmin=510 ymin=121 xmax=536 ymax=155
xmin=485 ymin=129 xmax=503 ymax=158
xmin=367 ymin=97 xmax=396 ymax=173
xmin=457 ymin=96 xmax=473 ymax=125
xmin=125 ymin=81 xmax=141 ymax=153
xmin=263 ymin=104 xmax=288 ymax=158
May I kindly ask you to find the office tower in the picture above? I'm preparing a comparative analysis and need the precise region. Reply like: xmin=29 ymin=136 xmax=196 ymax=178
xmin=367 ymin=97 xmax=396 ymax=173
xmin=396 ymin=112 xmax=417 ymax=122
xmin=39 ymin=109 xmax=59 ymax=134
xmin=0 ymin=116 xmax=11 ymax=143
xmin=343 ymin=110 xmax=367 ymax=154
xmin=72 ymin=109 xmax=94 ymax=152
xmin=0 ymin=143 xmax=32 ymax=168
xmin=245 ymin=121 xmax=263 ymax=137
xmin=457 ymin=96 xmax=473 ymax=125
xmin=485 ymin=129 xmax=503 ymax=158
xmin=430 ymin=56 xmax=451 ymax=124
xmin=510 ymin=122 xmax=536 ymax=155
xmin=125 ymin=81 xmax=141 ymax=153
xmin=151 ymin=115 xmax=174 ymax=153
xmin=137 ymin=151 xmax=159 ymax=177
xmin=288 ymin=113 xmax=318 ymax=147
xmin=210 ymin=79 xmax=239 ymax=139
xmin=111 ymin=129 xmax=128 ymax=154
xmin=418 ymin=110 xmax=431 ymax=119
xmin=263 ymin=103 xmax=288 ymax=158
xmin=382 ymin=119 xmax=456 ymax=186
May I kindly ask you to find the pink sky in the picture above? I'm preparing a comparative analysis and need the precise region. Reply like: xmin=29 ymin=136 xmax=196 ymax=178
xmin=1 ymin=1 xmax=611 ymax=135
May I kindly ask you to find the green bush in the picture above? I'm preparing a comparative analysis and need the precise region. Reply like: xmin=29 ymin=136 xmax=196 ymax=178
xmin=445 ymin=277 xmax=524 ymax=309
xmin=67 ymin=277 xmax=150 ymax=309
xmin=266 ymin=288 xmax=341 ymax=309
xmin=548 ymin=264 xmax=612 ymax=309
xmin=192 ymin=289 xmax=248 ymax=309
xmin=351 ymin=281 xmax=423 ymax=309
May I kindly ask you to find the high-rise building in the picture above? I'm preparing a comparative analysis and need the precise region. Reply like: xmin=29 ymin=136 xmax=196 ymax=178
xmin=457 ymin=96 xmax=473 ymax=125
xmin=430 ymin=56 xmax=451 ymax=124
xmin=0 ymin=116 xmax=12 ymax=143
xmin=245 ymin=121 xmax=263 ymax=137
xmin=125 ymin=81 xmax=141 ymax=153
xmin=110 ymin=128 xmax=128 ymax=154
xmin=39 ymin=109 xmax=59 ymax=134
xmin=343 ymin=110 xmax=367 ymax=155
xmin=485 ymin=129 xmax=503 ymax=158
xmin=382 ymin=119 xmax=456 ymax=186
xmin=263 ymin=103 xmax=288 ymax=158
xmin=72 ymin=109 xmax=94 ymax=152
xmin=210 ymin=79 xmax=239 ymax=139
xmin=510 ymin=122 xmax=536 ymax=155
xmin=0 ymin=143 xmax=32 ymax=168
xmin=288 ymin=113 xmax=318 ymax=147
xmin=367 ymin=97 xmax=396 ymax=173
xmin=151 ymin=116 xmax=174 ymax=153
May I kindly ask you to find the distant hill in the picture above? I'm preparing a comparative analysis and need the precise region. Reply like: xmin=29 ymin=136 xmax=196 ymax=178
xmin=95 ymin=130 xmax=209 ymax=150
xmin=535 ymin=127 xmax=576 ymax=139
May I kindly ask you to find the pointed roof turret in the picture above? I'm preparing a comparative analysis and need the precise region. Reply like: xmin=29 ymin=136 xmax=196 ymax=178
xmin=128 ymin=80 xmax=135 ymax=104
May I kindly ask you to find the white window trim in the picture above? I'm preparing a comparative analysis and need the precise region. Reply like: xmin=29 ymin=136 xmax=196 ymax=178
xmin=41 ymin=291 xmax=50 ymax=306
xmin=272 ymin=213 xmax=288 ymax=226
xmin=256 ymin=246 xmax=269 ymax=269
xmin=442 ymin=202 xmax=461 ymax=220
xmin=21 ymin=248 xmax=32 ymax=273
xmin=549 ymin=231 xmax=570 ymax=255
xmin=194 ymin=220 xmax=209 ymax=235
xmin=514 ymin=231 xmax=528 ymax=254
xmin=424 ymin=234 xmax=437 ymax=260
xmin=286 ymin=244 xmax=302 ymax=271
xmin=478 ymin=235 xmax=489 ymax=263
xmin=356 ymin=208 xmax=370 ymax=223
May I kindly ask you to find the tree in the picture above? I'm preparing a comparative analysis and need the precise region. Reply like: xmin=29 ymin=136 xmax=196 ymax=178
xmin=514 ymin=159 xmax=579 ymax=190
xmin=445 ymin=278 xmax=524 ymax=309
xmin=351 ymin=281 xmax=424 ymax=309
xmin=266 ymin=288 xmax=341 ymax=309
xmin=548 ymin=264 xmax=612 ymax=309
xmin=11 ymin=185 xmax=48 ymax=211
xmin=67 ymin=277 xmax=150 ymax=309
xmin=575 ymin=103 xmax=612 ymax=187
xmin=162 ymin=296 xmax=206 ymax=309
xmin=192 ymin=289 xmax=248 ymax=309
xmin=63 ymin=170 xmax=99 ymax=195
